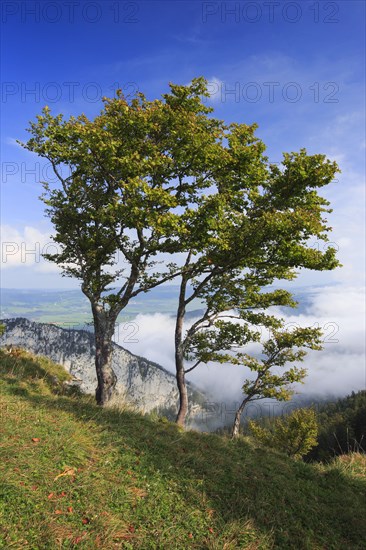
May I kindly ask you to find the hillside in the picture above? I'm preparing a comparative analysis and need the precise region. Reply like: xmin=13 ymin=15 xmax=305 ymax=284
xmin=1 ymin=348 xmax=365 ymax=549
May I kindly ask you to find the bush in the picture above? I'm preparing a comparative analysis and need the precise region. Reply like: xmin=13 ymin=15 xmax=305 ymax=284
xmin=248 ymin=408 xmax=318 ymax=459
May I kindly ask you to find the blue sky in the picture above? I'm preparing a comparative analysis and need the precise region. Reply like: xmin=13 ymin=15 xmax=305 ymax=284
xmin=0 ymin=0 xmax=365 ymax=289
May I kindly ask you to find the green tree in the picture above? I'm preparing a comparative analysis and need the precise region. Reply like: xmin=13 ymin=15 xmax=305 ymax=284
xmin=19 ymin=78 xmax=227 ymax=406
xmin=173 ymin=122 xmax=273 ymax=425
xmin=248 ymin=407 xmax=319 ymax=459
xmin=231 ymin=329 xmax=318 ymax=439
xmin=193 ymin=322 xmax=322 ymax=437
xmin=173 ymin=139 xmax=340 ymax=426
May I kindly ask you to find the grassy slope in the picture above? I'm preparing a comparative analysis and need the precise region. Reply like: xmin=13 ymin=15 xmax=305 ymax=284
xmin=0 ymin=349 xmax=365 ymax=550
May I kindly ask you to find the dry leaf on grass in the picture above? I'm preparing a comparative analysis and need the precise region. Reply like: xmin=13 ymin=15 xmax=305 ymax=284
xmin=54 ymin=467 xmax=76 ymax=481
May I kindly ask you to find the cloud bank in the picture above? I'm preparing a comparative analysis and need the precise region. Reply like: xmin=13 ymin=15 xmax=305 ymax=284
xmin=114 ymin=285 xmax=365 ymax=405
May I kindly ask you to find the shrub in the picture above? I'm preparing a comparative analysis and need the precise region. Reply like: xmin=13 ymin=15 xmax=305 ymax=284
xmin=248 ymin=408 xmax=318 ymax=459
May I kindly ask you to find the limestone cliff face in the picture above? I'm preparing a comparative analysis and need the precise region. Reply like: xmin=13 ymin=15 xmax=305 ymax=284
xmin=0 ymin=318 xmax=206 ymax=419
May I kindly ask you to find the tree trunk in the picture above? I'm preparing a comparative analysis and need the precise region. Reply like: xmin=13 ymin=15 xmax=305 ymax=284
xmin=176 ymin=345 xmax=188 ymax=427
xmin=175 ymin=276 xmax=188 ymax=427
xmin=92 ymin=305 xmax=117 ymax=406
xmin=231 ymin=396 xmax=250 ymax=438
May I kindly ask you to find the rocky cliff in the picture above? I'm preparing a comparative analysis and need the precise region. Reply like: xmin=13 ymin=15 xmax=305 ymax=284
xmin=0 ymin=318 xmax=207 ymax=420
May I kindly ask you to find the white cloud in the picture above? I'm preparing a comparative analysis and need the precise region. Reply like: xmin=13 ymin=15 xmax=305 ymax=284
xmin=114 ymin=312 xmax=176 ymax=370
xmin=0 ymin=224 xmax=60 ymax=273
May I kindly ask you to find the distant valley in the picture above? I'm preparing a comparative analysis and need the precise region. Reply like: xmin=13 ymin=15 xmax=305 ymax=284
xmin=0 ymin=286 xmax=203 ymax=327
xmin=0 ymin=285 xmax=323 ymax=327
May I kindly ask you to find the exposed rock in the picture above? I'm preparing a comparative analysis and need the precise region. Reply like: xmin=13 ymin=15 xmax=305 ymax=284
xmin=0 ymin=318 xmax=207 ymax=421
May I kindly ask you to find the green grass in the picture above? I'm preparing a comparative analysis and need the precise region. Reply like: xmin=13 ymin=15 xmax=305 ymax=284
xmin=0 ymin=348 xmax=365 ymax=549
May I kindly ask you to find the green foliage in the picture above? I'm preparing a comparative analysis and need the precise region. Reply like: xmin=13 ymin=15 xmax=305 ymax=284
xmin=248 ymin=408 xmax=319 ymax=459
xmin=241 ymin=326 xmax=322 ymax=399
xmin=0 ymin=323 xmax=5 ymax=336
xmin=1 ymin=349 xmax=365 ymax=549
xmin=19 ymin=78 xmax=230 ymax=311
xmin=193 ymin=324 xmax=322 ymax=401
xmin=20 ymin=77 xmax=340 ymax=316
xmin=190 ymin=319 xmax=323 ymax=439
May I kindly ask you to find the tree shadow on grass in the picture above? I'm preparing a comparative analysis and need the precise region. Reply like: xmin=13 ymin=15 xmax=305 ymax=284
xmin=4 ymin=378 xmax=366 ymax=550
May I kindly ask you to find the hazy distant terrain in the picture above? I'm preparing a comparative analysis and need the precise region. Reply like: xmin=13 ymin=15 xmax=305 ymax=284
xmin=0 ymin=285 xmax=319 ymax=327
xmin=0 ymin=286 xmax=188 ymax=327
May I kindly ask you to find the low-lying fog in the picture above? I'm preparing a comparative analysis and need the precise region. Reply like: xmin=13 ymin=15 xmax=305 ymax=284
xmin=114 ymin=284 xmax=365 ymax=421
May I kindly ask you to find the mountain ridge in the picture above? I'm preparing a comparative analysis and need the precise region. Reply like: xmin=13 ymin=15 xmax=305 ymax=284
xmin=0 ymin=317 xmax=207 ymax=420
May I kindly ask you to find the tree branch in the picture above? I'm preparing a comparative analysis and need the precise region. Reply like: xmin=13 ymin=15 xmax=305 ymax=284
xmin=184 ymin=359 xmax=201 ymax=374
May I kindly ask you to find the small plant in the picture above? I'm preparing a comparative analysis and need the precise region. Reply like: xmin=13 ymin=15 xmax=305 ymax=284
xmin=248 ymin=408 xmax=319 ymax=459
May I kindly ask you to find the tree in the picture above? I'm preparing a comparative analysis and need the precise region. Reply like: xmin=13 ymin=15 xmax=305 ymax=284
xmin=20 ymin=78 xmax=228 ymax=406
xmin=229 ymin=326 xmax=322 ymax=437
xmin=248 ymin=407 xmax=319 ymax=459
xmin=172 ymin=139 xmax=340 ymax=426
xmin=173 ymin=122 xmax=273 ymax=425
xmin=179 ymin=277 xmax=325 ymax=436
